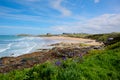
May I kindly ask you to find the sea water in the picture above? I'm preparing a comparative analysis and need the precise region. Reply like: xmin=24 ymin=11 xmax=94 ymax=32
xmin=0 ymin=35 xmax=59 ymax=58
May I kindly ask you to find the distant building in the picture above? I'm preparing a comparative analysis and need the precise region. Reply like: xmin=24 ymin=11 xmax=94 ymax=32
xmin=62 ymin=33 xmax=72 ymax=35
xmin=46 ymin=33 xmax=51 ymax=36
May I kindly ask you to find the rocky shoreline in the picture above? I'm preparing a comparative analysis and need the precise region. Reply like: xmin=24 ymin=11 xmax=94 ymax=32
xmin=0 ymin=42 xmax=103 ymax=73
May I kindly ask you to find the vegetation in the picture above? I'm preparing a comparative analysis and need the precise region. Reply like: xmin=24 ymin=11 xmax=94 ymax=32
xmin=37 ymin=33 xmax=65 ymax=37
xmin=64 ymin=32 xmax=120 ymax=45
xmin=0 ymin=41 xmax=120 ymax=80
xmin=17 ymin=34 xmax=33 ymax=36
xmin=62 ymin=33 xmax=89 ymax=38
xmin=86 ymin=32 xmax=120 ymax=42
xmin=0 ymin=32 xmax=120 ymax=80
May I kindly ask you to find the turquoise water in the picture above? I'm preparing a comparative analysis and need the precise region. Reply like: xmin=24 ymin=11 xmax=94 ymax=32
xmin=0 ymin=35 xmax=59 ymax=58
xmin=0 ymin=35 xmax=21 ymax=41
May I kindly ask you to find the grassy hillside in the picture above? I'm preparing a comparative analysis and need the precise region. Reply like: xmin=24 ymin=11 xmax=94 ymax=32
xmin=86 ymin=32 xmax=120 ymax=42
xmin=0 ymin=41 xmax=120 ymax=80
xmin=61 ymin=32 xmax=120 ymax=45
xmin=61 ymin=33 xmax=89 ymax=38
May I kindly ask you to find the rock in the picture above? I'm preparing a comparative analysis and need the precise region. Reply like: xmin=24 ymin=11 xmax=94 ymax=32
xmin=93 ymin=46 xmax=102 ymax=49
xmin=104 ymin=36 xmax=120 ymax=45
xmin=21 ymin=59 xmax=27 ymax=64
xmin=52 ymin=47 xmax=86 ymax=58
xmin=0 ymin=59 xmax=3 ymax=66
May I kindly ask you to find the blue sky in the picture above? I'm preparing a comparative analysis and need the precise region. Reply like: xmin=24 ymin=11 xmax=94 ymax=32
xmin=0 ymin=0 xmax=120 ymax=34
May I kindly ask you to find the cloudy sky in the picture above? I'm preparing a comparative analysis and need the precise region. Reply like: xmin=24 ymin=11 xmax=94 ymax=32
xmin=0 ymin=0 xmax=120 ymax=34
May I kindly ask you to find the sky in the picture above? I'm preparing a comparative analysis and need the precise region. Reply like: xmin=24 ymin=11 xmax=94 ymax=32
xmin=0 ymin=0 xmax=120 ymax=35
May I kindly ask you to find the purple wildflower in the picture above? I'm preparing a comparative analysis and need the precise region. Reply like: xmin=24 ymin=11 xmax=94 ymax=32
xmin=79 ymin=53 xmax=83 ymax=58
xmin=55 ymin=61 xmax=61 ymax=66
xmin=62 ymin=56 xmax=66 ymax=60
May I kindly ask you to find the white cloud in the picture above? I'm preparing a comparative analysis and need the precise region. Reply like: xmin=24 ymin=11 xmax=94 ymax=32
xmin=0 ymin=0 xmax=120 ymax=34
xmin=94 ymin=0 xmax=100 ymax=3
xmin=0 ymin=26 xmax=40 ymax=30
xmin=50 ymin=0 xmax=72 ymax=16
xmin=51 ymin=14 xmax=120 ymax=33
xmin=4 ymin=0 xmax=71 ymax=18
xmin=0 ymin=26 xmax=52 ymax=34
xmin=1 ymin=14 xmax=120 ymax=34
xmin=87 ymin=14 xmax=120 ymax=28
xmin=0 ymin=6 xmax=20 ymax=13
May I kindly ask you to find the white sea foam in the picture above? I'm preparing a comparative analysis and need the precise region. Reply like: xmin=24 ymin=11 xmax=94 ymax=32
xmin=0 ymin=36 xmax=59 ymax=58
xmin=10 ymin=42 xmax=38 ymax=57
xmin=0 ymin=43 xmax=12 ymax=53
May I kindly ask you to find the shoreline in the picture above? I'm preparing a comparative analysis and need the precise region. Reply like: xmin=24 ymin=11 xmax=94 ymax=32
xmin=0 ymin=36 xmax=103 ymax=73
xmin=41 ymin=36 xmax=103 ymax=45
xmin=1 ymin=36 xmax=102 ymax=58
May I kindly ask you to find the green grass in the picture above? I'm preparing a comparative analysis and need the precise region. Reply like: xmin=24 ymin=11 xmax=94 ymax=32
xmin=62 ymin=32 xmax=120 ymax=45
xmin=0 ymin=42 xmax=120 ymax=80
xmin=86 ymin=32 xmax=120 ymax=42
xmin=62 ymin=33 xmax=89 ymax=38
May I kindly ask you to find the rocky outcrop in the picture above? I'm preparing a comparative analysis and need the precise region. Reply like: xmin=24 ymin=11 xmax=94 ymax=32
xmin=0 ymin=42 xmax=103 ymax=73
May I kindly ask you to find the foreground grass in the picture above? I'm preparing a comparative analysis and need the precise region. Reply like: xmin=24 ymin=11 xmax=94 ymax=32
xmin=0 ymin=42 xmax=120 ymax=80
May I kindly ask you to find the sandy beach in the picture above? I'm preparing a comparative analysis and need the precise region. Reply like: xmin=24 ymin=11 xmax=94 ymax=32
xmin=42 ymin=36 xmax=102 ymax=46
xmin=0 ymin=36 xmax=103 ymax=73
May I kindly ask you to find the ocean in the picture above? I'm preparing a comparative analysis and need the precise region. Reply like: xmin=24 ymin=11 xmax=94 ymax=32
xmin=0 ymin=35 xmax=59 ymax=58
